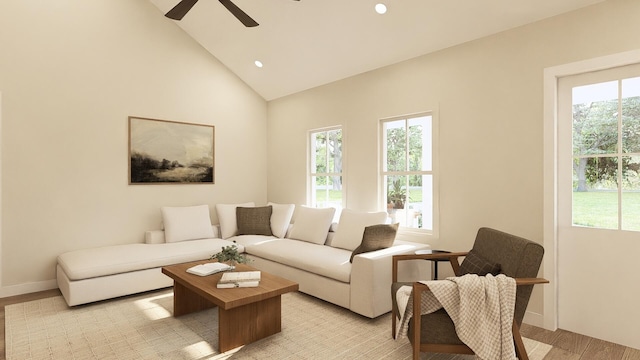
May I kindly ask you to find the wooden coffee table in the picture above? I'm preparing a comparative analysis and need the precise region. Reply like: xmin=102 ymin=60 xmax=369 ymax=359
xmin=162 ymin=261 xmax=298 ymax=352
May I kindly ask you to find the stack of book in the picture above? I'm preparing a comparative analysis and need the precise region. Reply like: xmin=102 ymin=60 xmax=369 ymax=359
xmin=217 ymin=271 xmax=261 ymax=288
xmin=186 ymin=262 xmax=234 ymax=276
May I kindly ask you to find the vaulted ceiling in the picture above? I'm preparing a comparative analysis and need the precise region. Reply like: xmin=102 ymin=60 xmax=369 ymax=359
xmin=149 ymin=0 xmax=606 ymax=100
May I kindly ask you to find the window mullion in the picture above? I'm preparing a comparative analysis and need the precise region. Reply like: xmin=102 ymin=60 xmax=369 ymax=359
xmin=404 ymin=120 xmax=410 ymax=201
xmin=618 ymin=80 xmax=623 ymax=230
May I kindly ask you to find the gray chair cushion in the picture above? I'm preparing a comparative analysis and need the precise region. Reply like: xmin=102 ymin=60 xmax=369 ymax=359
xmin=458 ymin=250 xmax=501 ymax=276
xmin=470 ymin=228 xmax=544 ymax=325
xmin=391 ymin=282 xmax=464 ymax=345
xmin=412 ymin=309 xmax=464 ymax=345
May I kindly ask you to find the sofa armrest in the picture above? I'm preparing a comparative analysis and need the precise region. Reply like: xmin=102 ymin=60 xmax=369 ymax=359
xmin=349 ymin=240 xmax=430 ymax=318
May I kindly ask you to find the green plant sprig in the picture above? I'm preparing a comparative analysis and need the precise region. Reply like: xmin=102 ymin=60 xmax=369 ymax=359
xmin=210 ymin=244 xmax=250 ymax=264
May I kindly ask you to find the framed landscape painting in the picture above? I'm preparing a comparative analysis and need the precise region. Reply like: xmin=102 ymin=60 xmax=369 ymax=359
xmin=128 ymin=116 xmax=215 ymax=184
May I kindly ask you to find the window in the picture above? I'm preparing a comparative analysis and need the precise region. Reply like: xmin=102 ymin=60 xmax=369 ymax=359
xmin=309 ymin=127 xmax=343 ymax=210
xmin=381 ymin=113 xmax=435 ymax=231
xmin=571 ymin=76 xmax=640 ymax=231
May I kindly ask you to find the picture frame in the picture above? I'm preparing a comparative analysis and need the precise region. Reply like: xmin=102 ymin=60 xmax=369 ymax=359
xmin=128 ymin=116 xmax=215 ymax=184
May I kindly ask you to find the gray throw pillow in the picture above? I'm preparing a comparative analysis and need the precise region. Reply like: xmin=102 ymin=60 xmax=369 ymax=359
xmin=236 ymin=206 xmax=273 ymax=236
xmin=350 ymin=223 xmax=399 ymax=262
xmin=458 ymin=250 xmax=501 ymax=276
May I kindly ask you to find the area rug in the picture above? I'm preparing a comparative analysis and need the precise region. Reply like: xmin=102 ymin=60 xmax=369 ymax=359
xmin=5 ymin=289 xmax=552 ymax=359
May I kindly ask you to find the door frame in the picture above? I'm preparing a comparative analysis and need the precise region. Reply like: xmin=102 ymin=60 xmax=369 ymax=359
xmin=542 ymin=49 xmax=640 ymax=330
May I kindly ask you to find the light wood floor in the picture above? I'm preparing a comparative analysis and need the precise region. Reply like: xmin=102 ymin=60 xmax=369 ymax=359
xmin=0 ymin=289 xmax=638 ymax=360
xmin=520 ymin=323 xmax=640 ymax=360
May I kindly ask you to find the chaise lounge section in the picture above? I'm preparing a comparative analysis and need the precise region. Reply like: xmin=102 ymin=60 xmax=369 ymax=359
xmin=56 ymin=226 xmax=238 ymax=306
xmin=57 ymin=205 xmax=239 ymax=306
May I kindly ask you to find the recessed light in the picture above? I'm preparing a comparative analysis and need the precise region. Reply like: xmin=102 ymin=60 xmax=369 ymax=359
xmin=375 ymin=3 xmax=387 ymax=14
xmin=254 ymin=60 xmax=263 ymax=68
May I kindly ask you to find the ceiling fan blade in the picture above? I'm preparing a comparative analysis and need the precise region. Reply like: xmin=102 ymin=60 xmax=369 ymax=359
xmin=165 ymin=0 xmax=199 ymax=20
xmin=219 ymin=0 xmax=259 ymax=27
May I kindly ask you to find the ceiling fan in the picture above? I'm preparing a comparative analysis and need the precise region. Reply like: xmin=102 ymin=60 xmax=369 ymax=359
xmin=165 ymin=0 xmax=300 ymax=27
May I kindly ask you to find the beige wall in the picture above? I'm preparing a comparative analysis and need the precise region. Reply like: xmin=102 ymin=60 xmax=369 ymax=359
xmin=267 ymin=0 xmax=640 ymax=340
xmin=0 ymin=1 xmax=267 ymax=293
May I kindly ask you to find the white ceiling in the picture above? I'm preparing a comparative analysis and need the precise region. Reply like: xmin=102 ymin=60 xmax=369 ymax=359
xmin=149 ymin=0 xmax=606 ymax=100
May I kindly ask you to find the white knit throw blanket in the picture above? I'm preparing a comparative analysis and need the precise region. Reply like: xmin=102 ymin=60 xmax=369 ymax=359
xmin=396 ymin=274 xmax=517 ymax=360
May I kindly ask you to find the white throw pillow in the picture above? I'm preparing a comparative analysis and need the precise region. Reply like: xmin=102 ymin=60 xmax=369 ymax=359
xmin=288 ymin=206 xmax=336 ymax=244
xmin=161 ymin=205 xmax=214 ymax=243
xmin=330 ymin=209 xmax=388 ymax=251
xmin=216 ymin=202 xmax=255 ymax=239
xmin=268 ymin=202 xmax=295 ymax=238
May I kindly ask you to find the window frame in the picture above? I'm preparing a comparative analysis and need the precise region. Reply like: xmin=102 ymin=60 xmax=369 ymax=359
xmin=562 ymin=66 xmax=640 ymax=231
xmin=379 ymin=112 xmax=438 ymax=236
xmin=308 ymin=126 xmax=345 ymax=210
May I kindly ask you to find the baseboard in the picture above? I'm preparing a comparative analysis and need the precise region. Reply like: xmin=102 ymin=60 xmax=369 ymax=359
xmin=0 ymin=279 xmax=58 ymax=298
xmin=523 ymin=310 xmax=544 ymax=327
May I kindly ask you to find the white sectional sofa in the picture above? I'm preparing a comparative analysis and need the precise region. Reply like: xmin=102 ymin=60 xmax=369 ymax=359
xmin=56 ymin=203 xmax=430 ymax=318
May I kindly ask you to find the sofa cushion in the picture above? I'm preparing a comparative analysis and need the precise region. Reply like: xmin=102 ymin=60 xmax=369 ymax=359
xmin=458 ymin=250 xmax=502 ymax=276
xmin=230 ymin=234 xmax=278 ymax=247
xmin=268 ymin=202 xmax=295 ymax=238
xmin=350 ymin=223 xmax=399 ymax=262
xmin=236 ymin=206 xmax=273 ymax=236
xmin=331 ymin=209 xmax=388 ymax=251
xmin=216 ymin=202 xmax=256 ymax=239
xmin=57 ymin=239 xmax=241 ymax=281
xmin=243 ymin=238 xmax=352 ymax=283
xmin=161 ymin=205 xmax=214 ymax=243
xmin=288 ymin=206 xmax=335 ymax=245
